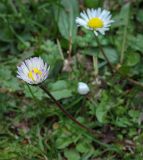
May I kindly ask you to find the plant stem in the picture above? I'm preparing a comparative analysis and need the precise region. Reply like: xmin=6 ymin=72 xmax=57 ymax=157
xmin=57 ymin=39 xmax=64 ymax=60
xmin=40 ymin=84 xmax=97 ymax=136
xmin=68 ymin=36 xmax=72 ymax=61
xmin=27 ymin=84 xmax=38 ymax=102
xmin=94 ymin=34 xmax=114 ymax=73
xmin=39 ymin=84 xmax=122 ymax=153
xmin=128 ymin=78 xmax=143 ymax=88
xmin=93 ymin=56 xmax=98 ymax=76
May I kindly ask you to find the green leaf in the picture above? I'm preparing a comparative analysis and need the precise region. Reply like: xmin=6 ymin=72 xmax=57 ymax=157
xmin=115 ymin=117 xmax=132 ymax=127
xmin=0 ymin=66 xmax=20 ymax=91
xmin=128 ymin=110 xmax=140 ymax=123
xmin=118 ymin=65 xmax=131 ymax=76
xmin=126 ymin=52 xmax=140 ymax=66
xmin=114 ymin=3 xmax=130 ymax=26
xmin=40 ymin=40 xmax=59 ymax=54
xmin=0 ymin=27 xmax=14 ymax=42
xmin=24 ymin=85 xmax=44 ymax=100
xmin=96 ymin=92 xmax=112 ymax=123
xmin=64 ymin=149 xmax=80 ymax=160
xmin=54 ymin=0 xmax=79 ymax=43
xmin=0 ymin=66 xmax=11 ymax=80
xmin=56 ymin=137 xmax=73 ymax=149
xmin=129 ymin=34 xmax=143 ymax=52
xmin=51 ymin=89 xmax=72 ymax=100
xmin=76 ymin=141 xmax=92 ymax=153
xmin=49 ymin=80 xmax=68 ymax=90
xmin=49 ymin=80 xmax=72 ymax=100
xmin=84 ymin=0 xmax=100 ymax=8
xmin=137 ymin=9 xmax=143 ymax=23
xmin=103 ymin=47 xmax=119 ymax=64
xmin=3 ymin=78 xmax=20 ymax=92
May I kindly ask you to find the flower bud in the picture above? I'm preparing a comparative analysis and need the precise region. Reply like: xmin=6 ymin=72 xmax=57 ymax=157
xmin=78 ymin=82 xmax=90 ymax=95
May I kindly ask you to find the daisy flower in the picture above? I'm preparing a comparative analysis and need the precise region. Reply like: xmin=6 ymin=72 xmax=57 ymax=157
xmin=76 ymin=8 xmax=114 ymax=35
xmin=17 ymin=57 xmax=50 ymax=84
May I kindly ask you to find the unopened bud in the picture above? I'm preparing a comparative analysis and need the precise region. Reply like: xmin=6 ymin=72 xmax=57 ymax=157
xmin=77 ymin=82 xmax=90 ymax=95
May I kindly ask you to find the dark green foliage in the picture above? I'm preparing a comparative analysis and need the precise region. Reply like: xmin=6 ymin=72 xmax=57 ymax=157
xmin=0 ymin=0 xmax=143 ymax=159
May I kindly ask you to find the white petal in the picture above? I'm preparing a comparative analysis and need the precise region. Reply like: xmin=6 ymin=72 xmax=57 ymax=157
xmin=76 ymin=8 xmax=114 ymax=36
xmin=17 ymin=57 xmax=50 ymax=84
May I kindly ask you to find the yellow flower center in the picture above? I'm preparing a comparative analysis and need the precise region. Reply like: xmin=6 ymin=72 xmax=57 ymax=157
xmin=28 ymin=68 xmax=42 ymax=81
xmin=87 ymin=17 xmax=103 ymax=29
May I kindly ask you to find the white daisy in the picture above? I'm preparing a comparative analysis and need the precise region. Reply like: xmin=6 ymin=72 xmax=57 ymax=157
xmin=76 ymin=8 xmax=114 ymax=35
xmin=17 ymin=57 xmax=50 ymax=84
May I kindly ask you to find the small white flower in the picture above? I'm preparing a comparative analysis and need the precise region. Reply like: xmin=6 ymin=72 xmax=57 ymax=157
xmin=76 ymin=8 xmax=114 ymax=35
xmin=78 ymin=82 xmax=90 ymax=95
xmin=17 ymin=57 xmax=50 ymax=84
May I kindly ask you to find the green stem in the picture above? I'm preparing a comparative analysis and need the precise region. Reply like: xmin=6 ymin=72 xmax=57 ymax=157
xmin=27 ymin=84 xmax=37 ymax=101
xmin=94 ymin=34 xmax=114 ymax=73
xmin=39 ymin=84 xmax=121 ymax=153
xmin=93 ymin=56 xmax=98 ymax=76
xmin=40 ymin=84 xmax=97 ymax=136
xmin=9 ymin=0 xmax=18 ymax=14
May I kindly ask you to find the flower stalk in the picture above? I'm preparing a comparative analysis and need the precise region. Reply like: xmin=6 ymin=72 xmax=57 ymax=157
xmin=17 ymin=57 xmax=122 ymax=152
xmin=93 ymin=56 xmax=98 ymax=76
xmin=39 ymin=84 xmax=122 ymax=153
xmin=40 ymin=84 xmax=97 ymax=136
xmin=94 ymin=34 xmax=114 ymax=73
